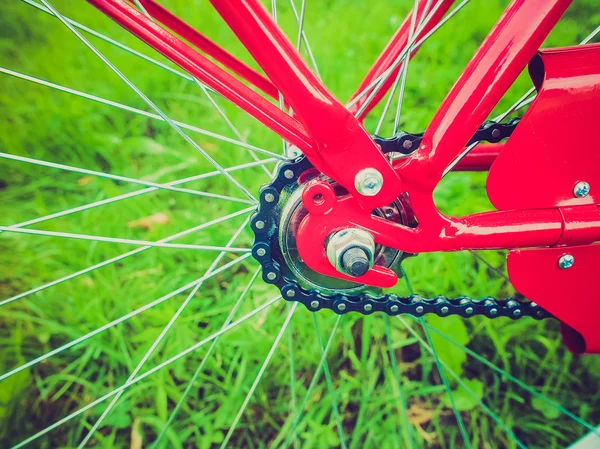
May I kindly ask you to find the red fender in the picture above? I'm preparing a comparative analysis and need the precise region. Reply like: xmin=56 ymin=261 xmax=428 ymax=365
xmin=488 ymin=44 xmax=600 ymax=353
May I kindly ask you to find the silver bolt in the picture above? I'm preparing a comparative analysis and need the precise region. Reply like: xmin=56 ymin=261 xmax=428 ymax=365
xmin=364 ymin=304 xmax=373 ymax=312
xmin=558 ymin=254 xmax=574 ymax=269
xmin=284 ymin=169 xmax=294 ymax=179
xmin=337 ymin=303 xmax=347 ymax=312
xmin=402 ymin=140 xmax=413 ymax=150
xmin=310 ymin=300 xmax=319 ymax=309
xmin=255 ymin=220 xmax=265 ymax=230
xmin=489 ymin=308 xmax=498 ymax=316
xmin=256 ymin=248 xmax=266 ymax=257
xmin=513 ymin=309 xmax=522 ymax=317
xmin=441 ymin=306 xmax=449 ymax=314
xmin=354 ymin=168 xmax=384 ymax=196
xmin=286 ymin=289 xmax=296 ymax=298
xmin=416 ymin=305 xmax=424 ymax=314
xmin=573 ymin=181 xmax=590 ymax=198
xmin=264 ymin=193 xmax=275 ymax=203
xmin=465 ymin=307 xmax=474 ymax=315
xmin=390 ymin=305 xmax=399 ymax=313
xmin=491 ymin=128 xmax=501 ymax=138
xmin=266 ymin=272 xmax=277 ymax=281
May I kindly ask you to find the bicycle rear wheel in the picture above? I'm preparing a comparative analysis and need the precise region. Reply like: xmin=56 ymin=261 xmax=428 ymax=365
xmin=1 ymin=1 xmax=599 ymax=448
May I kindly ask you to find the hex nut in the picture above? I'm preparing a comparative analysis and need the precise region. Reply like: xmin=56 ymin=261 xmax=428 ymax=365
xmin=326 ymin=228 xmax=375 ymax=277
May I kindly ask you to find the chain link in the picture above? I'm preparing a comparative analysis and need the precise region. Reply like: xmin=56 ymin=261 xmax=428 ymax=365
xmin=251 ymin=120 xmax=551 ymax=320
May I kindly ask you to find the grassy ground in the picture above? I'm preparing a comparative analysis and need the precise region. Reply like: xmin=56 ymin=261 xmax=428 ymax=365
xmin=1 ymin=0 xmax=600 ymax=448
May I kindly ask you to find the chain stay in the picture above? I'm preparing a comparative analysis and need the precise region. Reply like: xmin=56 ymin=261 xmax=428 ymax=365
xmin=251 ymin=120 xmax=550 ymax=320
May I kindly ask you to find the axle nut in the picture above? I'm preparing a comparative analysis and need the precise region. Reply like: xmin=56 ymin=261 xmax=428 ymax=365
xmin=326 ymin=228 xmax=375 ymax=277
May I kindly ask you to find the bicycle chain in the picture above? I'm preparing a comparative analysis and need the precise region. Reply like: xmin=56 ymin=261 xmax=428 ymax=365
xmin=250 ymin=119 xmax=550 ymax=320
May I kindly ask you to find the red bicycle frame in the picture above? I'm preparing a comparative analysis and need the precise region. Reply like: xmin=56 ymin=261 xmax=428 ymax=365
xmin=88 ymin=0 xmax=600 ymax=352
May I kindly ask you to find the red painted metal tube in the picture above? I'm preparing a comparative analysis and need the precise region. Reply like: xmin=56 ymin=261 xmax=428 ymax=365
xmin=209 ymin=0 xmax=405 ymax=209
xmin=136 ymin=0 xmax=279 ymax=100
xmin=348 ymin=0 xmax=455 ymax=118
xmin=87 ymin=0 xmax=315 ymax=153
xmin=398 ymin=0 xmax=572 ymax=192
xmin=452 ymin=144 xmax=502 ymax=171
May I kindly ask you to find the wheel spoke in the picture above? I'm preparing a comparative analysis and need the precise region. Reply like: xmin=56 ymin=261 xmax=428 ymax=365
xmin=38 ymin=0 xmax=258 ymax=203
xmin=348 ymin=0 xmax=470 ymax=115
xmin=9 ymin=293 xmax=281 ymax=449
xmin=20 ymin=0 xmax=211 ymax=89
xmin=312 ymin=314 xmax=348 ymax=449
xmin=288 ymin=0 xmax=321 ymax=78
xmin=150 ymin=267 xmax=263 ymax=448
xmin=469 ymin=251 xmax=510 ymax=282
xmin=0 ymin=254 xmax=250 ymax=384
xmin=445 ymin=21 xmax=600 ymax=176
xmin=0 ymin=225 xmax=251 ymax=253
xmin=220 ymin=301 xmax=298 ymax=449
xmin=0 ymin=151 xmax=254 ymax=205
xmin=76 ymin=215 xmax=252 ymax=447
xmin=192 ymin=78 xmax=273 ymax=177
xmin=495 ymin=24 xmax=600 ymax=122
xmin=8 ymin=160 xmax=273 ymax=230
xmin=383 ymin=315 xmax=414 ymax=448
xmin=392 ymin=0 xmax=423 ymax=134
xmin=418 ymin=319 xmax=600 ymax=437
xmin=397 ymin=315 xmax=528 ymax=449
xmin=419 ymin=319 xmax=473 ymax=448
xmin=279 ymin=315 xmax=342 ymax=449
xmin=1 ymin=66 xmax=285 ymax=160
xmin=0 ymin=207 xmax=253 ymax=308
xmin=400 ymin=269 xmax=472 ymax=448
xmin=287 ymin=302 xmax=300 ymax=449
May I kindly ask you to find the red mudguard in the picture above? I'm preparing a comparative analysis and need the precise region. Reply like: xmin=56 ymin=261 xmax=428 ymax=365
xmin=488 ymin=44 xmax=600 ymax=353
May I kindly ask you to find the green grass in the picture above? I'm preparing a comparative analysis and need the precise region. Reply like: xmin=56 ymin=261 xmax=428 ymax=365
xmin=1 ymin=0 xmax=600 ymax=448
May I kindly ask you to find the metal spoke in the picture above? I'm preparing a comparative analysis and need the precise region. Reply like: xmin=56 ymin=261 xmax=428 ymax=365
xmin=279 ymin=315 xmax=342 ymax=449
xmin=0 ymin=151 xmax=253 ymax=205
xmin=8 ymin=160 xmax=273 ymax=231
xmin=1 ymin=66 xmax=285 ymax=160
xmin=270 ymin=0 xmax=290 ymax=157
xmin=0 ymin=225 xmax=251 ymax=253
xmin=10 ymin=293 xmax=281 ymax=449
xmin=288 ymin=0 xmax=321 ymax=79
xmin=220 ymin=301 xmax=298 ymax=449
xmin=444 ymin=21 xmax=599 ymax=176
xmin=0 ymin=207 xmax=253 ymax=308
xmin=312 ymin=314 xmax=348 ymax=449
xmin=392 ymin=0 xmax=423 ymax=134
xmin=287 ymin=301 xmax=300 ymax=449
xmin=39 ymin=0 xmax=257 ymax=203
xmin=375 ymin=0 xmax=433 ymax=135
xmin=495 ymin=24 xmax=600 ymax=122
xmin=76 ymin=215 xmax=252 ymax=447
xmin=383 ymin=315 xmax=414 ymax=448
xmin=420 ymin=319 xmax=473 ymax=448
xmin=348 ymin=0 xmax=470 ymax=115
xmin=20 ymin=0 xmax=211 ymax=89
xmin=400 ymin=269 xmax=472 ymax=448
xmin=0 ymin=254 xmax=250 ymax=384
xmin=192 ymin=78 xmax=272 ymax=177
xmin=150 ymin=267 xmax=262 ymax=448
xmin=468 ymin=251 xmax=510 ymax=282
xmin=397 ymin=315 xmax=527 ymax=449
xmin=419 ymin=319 xmax=600 ymax=437
xmin=374 ymin=69 xmax=403 ymax=135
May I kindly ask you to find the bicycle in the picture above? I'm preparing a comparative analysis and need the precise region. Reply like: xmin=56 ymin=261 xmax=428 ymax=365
xmin=1 ymin=0 xmax=599 ymax=447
